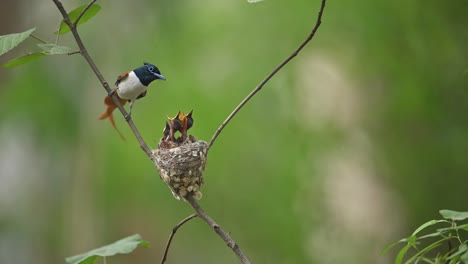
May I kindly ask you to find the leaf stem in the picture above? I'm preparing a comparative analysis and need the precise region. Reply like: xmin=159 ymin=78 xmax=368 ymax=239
xmin=29 ymin=34 xmax=47 ymax=44
xmin=55 ymin=15 xmax=61 ymax=45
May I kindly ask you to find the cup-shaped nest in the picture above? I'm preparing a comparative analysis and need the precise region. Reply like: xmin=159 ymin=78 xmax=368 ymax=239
xmin=153 ymin=111 xmax=208 ymax=200
xmin=152 ymin=138 xmax=208 ymax=200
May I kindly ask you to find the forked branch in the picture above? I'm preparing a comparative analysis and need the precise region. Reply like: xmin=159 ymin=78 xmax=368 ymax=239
xmin=187 ymin=196 xmax=251 ymax=264
xmin=51 ymin=0 xmax=327 ymax=263
xmin=161 ymin=214 xmax=198 ymax=264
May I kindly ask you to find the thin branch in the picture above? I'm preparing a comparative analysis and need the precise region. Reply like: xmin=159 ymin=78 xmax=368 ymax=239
xmin=208 ymin=0 xmax=327 ymax=150
xmin=160 ymin=214 xmax=198 ymax=264
xmin=30 ymin=34 xmax=47 ymax=44
xmin=67 ymin=50 xmax=81 ymax=55
xmin=187 ymin=196 xmax=251 ymax=264
xmin=51 ymin=0 xmax=152 ymax=157
xmin=52 ymin=1 xmax=327 ymax=264
xmin=74 ymin=0 xmax=98 ymax=27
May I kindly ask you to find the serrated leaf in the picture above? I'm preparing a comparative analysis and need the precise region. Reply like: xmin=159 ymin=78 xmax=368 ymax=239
xmin=65 ymin=234 xmax=149 ymax=264
xmin=3 ymin=53 xmax=46 ymax=68
xmin=440 ymin=210 xmax=468 ymax=221
xmin=0 ymin=28 xmax=36 ymax=56
xmin=57 ymin=4 xmax=101 ymax=34
xmin=37 ymin=43 xmax=73 ymax=55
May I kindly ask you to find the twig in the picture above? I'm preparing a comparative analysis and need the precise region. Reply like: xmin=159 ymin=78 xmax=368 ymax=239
xmin=51 ymin=0 xmax=152 ymax=157
xmin=187 ymin=196 xmax=251 ymax=264
xmin=74 ymin=0 xmax=98 ymax=27
xmin=30 ymin=34 xmax=47 ymax=44
xmin=208 ymin=0 xmax=327 ymax=150
xmin=160 ymin=214 xmax=198 ymax=264
xmin=67 ymin=50 xmax=81 ymax=55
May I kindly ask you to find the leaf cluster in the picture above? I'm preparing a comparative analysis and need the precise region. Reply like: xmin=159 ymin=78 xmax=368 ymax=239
xmin=0 ymin=4 xmax=101 ymax=68
xmin=384 ymin=210 xmax=468 ymax=264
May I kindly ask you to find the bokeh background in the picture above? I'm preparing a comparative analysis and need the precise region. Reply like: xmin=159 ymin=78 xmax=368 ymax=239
xmin=1 ymin=0 xmax=467 ymax=263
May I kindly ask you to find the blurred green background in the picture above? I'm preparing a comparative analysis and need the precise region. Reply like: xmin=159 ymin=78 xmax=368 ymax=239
xmin=1 ymin=0 xmax=467 ymax=263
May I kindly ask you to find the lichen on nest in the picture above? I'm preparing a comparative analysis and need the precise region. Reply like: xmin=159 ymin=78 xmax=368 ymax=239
xmin=152 ymin=111 xmax=208 ymax=200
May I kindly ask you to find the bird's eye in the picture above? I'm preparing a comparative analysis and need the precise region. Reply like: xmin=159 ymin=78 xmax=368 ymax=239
xmin=148 ymin=66 xmax=155 ymax=72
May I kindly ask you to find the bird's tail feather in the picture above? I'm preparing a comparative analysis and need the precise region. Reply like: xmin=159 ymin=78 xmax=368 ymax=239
xmin=99 ymin=95 xmax=127 ymax=140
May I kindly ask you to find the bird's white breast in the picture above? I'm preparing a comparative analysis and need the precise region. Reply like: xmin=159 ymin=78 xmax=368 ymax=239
xmin=116 ymin=71 xmax=147 ymax=100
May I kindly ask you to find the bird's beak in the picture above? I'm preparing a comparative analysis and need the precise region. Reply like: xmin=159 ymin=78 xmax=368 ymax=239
xmin=154 ymin=73 xmax=166 ymax=80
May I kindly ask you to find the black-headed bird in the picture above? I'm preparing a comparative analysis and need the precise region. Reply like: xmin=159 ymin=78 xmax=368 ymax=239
xmin=99 ymin=62 xmax=166 ymax=139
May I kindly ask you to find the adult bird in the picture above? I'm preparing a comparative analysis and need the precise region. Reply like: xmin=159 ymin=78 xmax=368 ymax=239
xmin=99 ymin=62 xmax=166 ymax=139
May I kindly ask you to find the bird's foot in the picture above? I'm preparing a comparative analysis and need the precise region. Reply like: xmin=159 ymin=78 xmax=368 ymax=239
xmin=124 ymin=114 xmax=131 ymax=121
xmin=108 ymin=89 xmax=117 ymax=97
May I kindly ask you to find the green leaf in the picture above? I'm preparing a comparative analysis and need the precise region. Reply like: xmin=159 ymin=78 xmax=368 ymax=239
xmin=37 ymin=44 xmax=73 ymax=55
xmin=65 ymin=234 xmax=149 ymax=264
xmin=3 ymin=53 xmax=46 ymax=68
xmin=57 ymin=4 xmax=101 ymax=34
xmin=395 ymin=243 xmax=413 ymax=264
xmin=382 ymin=239 xmax=407 ymax=255
xmin=440 ymin=210 xmax=468 ymax=221
xmin=461 ymin=249 xmax=468 ymax=264
xmin=394 ymin=236 xmax=417 ymax=264
xmin=139 ymin=240 xmax=150 ymax=248
xmin=421 ymin=256 xmax=437 ymax=264
xmin=404 ymin=237 xmax=448 ymax=264
xmin=0 ymin=28 xmax=36 ymax=56
xmin=412 ymin=220 xmax=447 ymax=236
xmin=437 ymin=223 xmax=468 ymax=234
xmin=447 ymin=244 xmax=468 ymax=260
xmin=417 ymin=232 xmax=443 ymax=240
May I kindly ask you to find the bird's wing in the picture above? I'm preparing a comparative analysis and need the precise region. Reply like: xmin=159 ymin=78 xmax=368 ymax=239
xmin=115 ymin=71 xmax=130 ymax=86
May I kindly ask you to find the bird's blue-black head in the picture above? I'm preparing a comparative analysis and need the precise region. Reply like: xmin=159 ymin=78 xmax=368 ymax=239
xmin=134 ymin=62 xmax=166 ymax=86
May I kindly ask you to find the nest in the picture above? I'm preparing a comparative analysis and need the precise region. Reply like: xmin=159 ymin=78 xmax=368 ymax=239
xmin=152 ymin=137 xmax=208 ymax=200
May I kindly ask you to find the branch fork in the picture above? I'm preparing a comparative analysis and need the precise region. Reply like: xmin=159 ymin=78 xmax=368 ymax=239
xmin=51 ymin=0 xmax=326 ymax=263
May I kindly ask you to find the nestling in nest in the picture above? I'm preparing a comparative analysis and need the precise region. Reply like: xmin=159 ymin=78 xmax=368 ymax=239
xmin=152 ymin=111 xmax=208 ymax=200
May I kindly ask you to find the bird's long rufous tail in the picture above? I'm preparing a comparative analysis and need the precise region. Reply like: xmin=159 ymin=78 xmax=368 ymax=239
xmin=99 ymin=95 xmax=127 ymax=140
